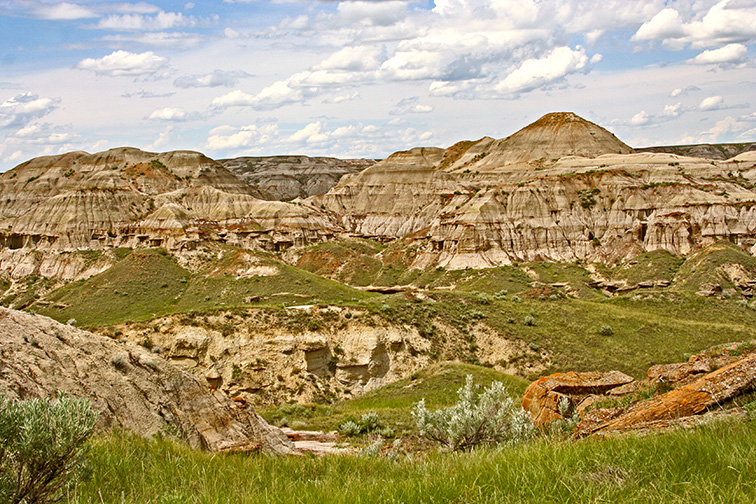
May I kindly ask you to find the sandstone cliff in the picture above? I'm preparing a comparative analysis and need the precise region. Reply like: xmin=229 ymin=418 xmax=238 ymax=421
xmin=221 ymin=155 xmax=375 ymax=201
xmin=0 ymin=147 xmax=333 ymax=255
xmin=0 ymin=307 xmax=293 ymax=454
xmin=3 ymin=114 xmax=756 ymax=275
xmin=313 ymin=114 xmax=756 ymax=269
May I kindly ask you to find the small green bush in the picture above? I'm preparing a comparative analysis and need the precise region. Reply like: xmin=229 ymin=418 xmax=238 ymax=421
xmin=523 ymin=315 xmax=535 ymax=326
xmin=0 ymin=394 xmax=99 ymax=504
xmin=599 ymin=324 xmax=613 ymax=336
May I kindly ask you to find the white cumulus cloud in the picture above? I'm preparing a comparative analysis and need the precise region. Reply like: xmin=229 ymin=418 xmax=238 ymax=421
xmin=632 ymin=8 xmax=684 ymax=41
xmin=76 ymin=50 xmax=169 ymax=77
xmin=493 ymin=46 xmax=591 ymax=95
xmin=0 ymin=93 xmax=60 ymax=129
xmin=689 ymin=43 xmax=749 ymax=66
xmin=205 ymin=124 xmax=279 ymax=151
xmin=700 ymin=95 xmax=724 ymax=111
xmin=147 ymin=107 xmax=188 ymax=121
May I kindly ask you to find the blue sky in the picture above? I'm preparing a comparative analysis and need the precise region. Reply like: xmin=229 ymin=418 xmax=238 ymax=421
xmin=1 ymin=0 xmax=755 ymax=170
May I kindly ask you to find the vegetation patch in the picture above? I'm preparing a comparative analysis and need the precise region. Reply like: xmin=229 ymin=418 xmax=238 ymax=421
xmin=67 ymin=420 xmax=756 ymax=503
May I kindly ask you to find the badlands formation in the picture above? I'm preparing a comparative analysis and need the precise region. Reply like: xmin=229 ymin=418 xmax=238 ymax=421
xmin=2 ymin=112 xmax=756 ymax=449
xmin=315 ymin=112 xmax=756 ymax=268
xmin=2 ymin=112 xmax=755 ymax=275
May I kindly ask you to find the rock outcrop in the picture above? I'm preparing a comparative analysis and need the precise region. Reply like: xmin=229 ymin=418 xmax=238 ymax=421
xmin=111 ymin=306 xmax=547 ymax=406
xmin=0 ymin=147 xmax=333 ymax=258
xmin=3 ymin=114 xmax=756 ymax=274
xmin=521 ymin=371 xmax=635 ymax=427
xmin=638 ymin=142 xmax=756 ymax=160
xmin=221 ymin=155 xmax=375 ymax=201
xmin=522 ymin=341 xmax=756 ymax=437
xmin=313 ymin=114 xmax=756 ymax=269
xmin=580 ymin=354 xmax=756 ymax=436
xmin=0 ymin=307 xmax=293 ymax=454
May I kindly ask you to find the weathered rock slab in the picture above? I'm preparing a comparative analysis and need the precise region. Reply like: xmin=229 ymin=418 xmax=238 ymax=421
xmin=0 ymin=307 xmax=293 ymax=454
xmin=521 ymin=370 xmax=634 ymax=427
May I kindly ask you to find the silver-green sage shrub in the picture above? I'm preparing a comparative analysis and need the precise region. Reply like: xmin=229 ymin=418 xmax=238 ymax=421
xmin=0 ymin=394 xmax=99 ymax=504
xmin=412 ymin=375 xmax=533 ymax=451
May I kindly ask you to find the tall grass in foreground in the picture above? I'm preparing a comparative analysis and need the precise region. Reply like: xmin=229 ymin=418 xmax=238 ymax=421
xmin=68 ymin=420 xmax=755 ymax=504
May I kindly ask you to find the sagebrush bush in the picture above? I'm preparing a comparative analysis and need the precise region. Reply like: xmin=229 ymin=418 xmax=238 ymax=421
xmin=412 ymin=375 xmax=533 ymax=451
xmin=338 ymin=421 xmax=362 ymax=437
xmin=599 ymin=324 xmax=613 ymax=336
xmin=0 ymin=394 xmax=99 ymax=504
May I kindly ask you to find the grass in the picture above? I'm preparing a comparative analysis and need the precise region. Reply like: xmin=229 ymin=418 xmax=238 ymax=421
xmin=611 ymin=249 xmax=684 ymax=285
xmin=672 ymin=240 xmax=756 ymax=292
xmin=67 ymin=419 xmax=756 ymax=504
xmin=358 ymin=288 xmax=756 ymax=380
xmin=33 ymin=246 xmax=376 ymax=327
xmin=259 ymin=362 xmax=529 ymax=434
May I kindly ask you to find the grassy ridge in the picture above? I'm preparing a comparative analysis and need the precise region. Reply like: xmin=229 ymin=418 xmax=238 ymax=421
xmin=364 ymin=289 xmax=756 ymax=379
xmin=68 ymin=420 xmax=756 ymax=504
xmin=33 ymin=247 xmax=375 ymax=327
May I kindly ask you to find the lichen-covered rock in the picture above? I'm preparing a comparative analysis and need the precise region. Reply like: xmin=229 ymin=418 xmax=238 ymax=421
xmin=578 ymin=354 xmax=756 ymax=437
xmin=0 ymin=307 xmax=293 ymax=454
xmin=521 ymin=370 xmax=634 ymax=427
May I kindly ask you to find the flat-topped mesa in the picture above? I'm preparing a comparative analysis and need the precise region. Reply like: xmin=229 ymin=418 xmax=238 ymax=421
xmin=221 ymin=155 xmax=375 ymax=201
xmin=446 ymin=112 xmax=635 ymax=171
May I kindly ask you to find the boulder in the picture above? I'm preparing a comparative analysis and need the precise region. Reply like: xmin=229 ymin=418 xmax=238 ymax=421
xmin=0 ymin=307 xmax=293 ymax=454
xmin=521 ymin=370 xmax=635 ymax=427
xmin=646 ymin=361 xmax=711 ymax=386
xmin=577 ymin=354 xmax=756 ymax=437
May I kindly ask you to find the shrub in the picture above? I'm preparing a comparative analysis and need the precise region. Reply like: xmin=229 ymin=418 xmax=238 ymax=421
xmin=412 ymin=375 xmax=533 ymax=451
xmin=475 ymin=292 xmax=491 ymax=305
xmin=599 ymin=324 xmax=613 ymax=336
xmin=523 ymin=315 xmax=535 ymax=326
xmin=338 ymin=421 xmax=361 ymax=437
xmin=0 ymin=394 xmax=99 ymax=504
xmin=511 ymin=295 xmax=522 ymax=303
xmin=360 ymin=412 xmax=381 ymax=432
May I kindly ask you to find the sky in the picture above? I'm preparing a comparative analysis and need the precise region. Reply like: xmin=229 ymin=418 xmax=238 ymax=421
xmin=1 ymin=0 xmax=756 ymax=170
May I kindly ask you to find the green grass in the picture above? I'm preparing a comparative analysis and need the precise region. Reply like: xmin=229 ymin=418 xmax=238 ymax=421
xmin=358 ymin=289 xmax=756 ymax=380
xmin=259 ymin=362 xmax=529 ymax=434
xmin=0 ymin=276 xmax=10 ymax=296
xmin=67 ymin=419 xmax=756 ymax=504
xmin=33 ymin=247 xmax=376 ymax=327
xmin=673 ymin=240 xmax=756 ymax=292
xmin=612 ymin=249 xmax=684 ymax=285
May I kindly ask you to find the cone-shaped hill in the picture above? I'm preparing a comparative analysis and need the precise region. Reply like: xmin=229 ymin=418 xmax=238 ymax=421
xmin=443 ymin=112 xmax=634 ymax=171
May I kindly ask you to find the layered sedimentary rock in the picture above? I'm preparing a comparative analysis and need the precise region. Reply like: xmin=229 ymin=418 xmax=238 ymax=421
xmin=314 ymin=113 xmax=756 ymax=268
xmin=222 ymin=155 xmax=375 ymax=201
xmin=0 ymin=147 xmax=332 ymax=254
xmin=3 ymin=113 xmax=756 ymax=273
xmin=0 ymin=307 xmax=293 ymax=454
xmin=638 ymin=142 xmax=756 ymax=160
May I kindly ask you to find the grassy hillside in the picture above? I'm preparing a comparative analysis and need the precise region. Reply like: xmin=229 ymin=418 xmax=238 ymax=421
xmin=33 ymin=246 xmax=375 ymax=327
xmin=672 ymin=240 xmax=756 ymax=292
xmin=68 ymin=419 xmax=756 ymax=504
